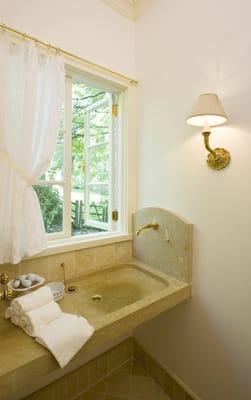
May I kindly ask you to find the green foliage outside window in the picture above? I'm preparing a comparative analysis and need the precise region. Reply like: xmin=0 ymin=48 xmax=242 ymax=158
xmin=35 ymin=82 xmax=111 ymax=235
xmin=34 ymin=185 xmax=63 ymax=233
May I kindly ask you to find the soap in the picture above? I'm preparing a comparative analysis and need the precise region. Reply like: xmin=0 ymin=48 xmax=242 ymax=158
xmin=17 ymin=274 xmax=27 ymax=281
xmin=21 ymin=279 xmax=32 ymax=288
xmin=12 ymin=279 xmax=21 ymax=289
xmin=27 ymin=273 xmax=37 ymax=282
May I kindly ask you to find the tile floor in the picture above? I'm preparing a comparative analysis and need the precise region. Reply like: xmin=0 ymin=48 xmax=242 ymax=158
xmin=76 ymin=359 xmax=170 ymax=400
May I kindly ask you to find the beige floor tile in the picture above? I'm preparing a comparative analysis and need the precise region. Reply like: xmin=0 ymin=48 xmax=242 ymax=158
xmin=128 ymin=375 xmax=170 ymax=400
xmin=132 ymin=360 xmax=148 ymax=376
xmin=77 ymin=392 xmax=121 ymax=400
xmin=115 ymin=360 xmax=133 ymax=375
xmin=81 ymin=360 xmax=170 ymax=400
xmin=77 ymin=392 xmax=107 ymax=400
xmin=91 ymin=371 xmax=130 ymax=398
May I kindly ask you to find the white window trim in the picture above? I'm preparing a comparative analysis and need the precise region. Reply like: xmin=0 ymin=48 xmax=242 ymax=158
xmin=33 ymin=60 xmax=135 ymax=255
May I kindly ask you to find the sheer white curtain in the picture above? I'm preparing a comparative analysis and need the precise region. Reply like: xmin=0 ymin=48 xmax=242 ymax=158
xmin=0 ymin=33 xmax=65 ymax=264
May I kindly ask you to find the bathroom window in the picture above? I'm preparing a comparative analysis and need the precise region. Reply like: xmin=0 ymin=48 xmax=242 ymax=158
xmin=34 ymin=72 xmax=124 ymax=241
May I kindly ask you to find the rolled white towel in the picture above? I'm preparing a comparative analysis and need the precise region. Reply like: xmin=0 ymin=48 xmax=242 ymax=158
xmin=20 ymin=301 xmax=62 ymax=337
xmin=11 ymin=286 xmax=53 ymax=313
xmin=5 ymin=306 xmax=16 ymax=319
xmin=36 ymin=313 xmax=94 ymax=368
xmin=10 ymin=315 xmax=20 ymax=326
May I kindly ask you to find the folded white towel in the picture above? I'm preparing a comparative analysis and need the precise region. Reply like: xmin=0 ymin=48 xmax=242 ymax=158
xmin=10 ymin=314 xmax=20 ymax=326
xmin=20 ymin=302 xmax=62 ymax=337
xmin=36 ymin=313 xmax=94 ymax=368
xmin=11 ymin=286 xmax=53 ymax=313
xmin=5 ymin=306 xmax=15 ymax=319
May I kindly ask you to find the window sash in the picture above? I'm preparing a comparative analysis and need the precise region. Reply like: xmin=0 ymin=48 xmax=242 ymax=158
xmin=35 ymin=74 xmax=120 ymax=241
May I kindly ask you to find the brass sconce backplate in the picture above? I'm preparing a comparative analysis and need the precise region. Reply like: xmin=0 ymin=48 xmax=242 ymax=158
xmin=207 ymin=148 xmax=231 ymax=170
xmin=202 ymin=131 xmax=230 ymax=170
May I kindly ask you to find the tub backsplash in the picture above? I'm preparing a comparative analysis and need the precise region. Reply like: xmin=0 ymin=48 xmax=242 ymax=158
xmin=0 ymin=241 xmax=132 ymax=283
xmin=133 ymin=208 xmax=192 ymax=282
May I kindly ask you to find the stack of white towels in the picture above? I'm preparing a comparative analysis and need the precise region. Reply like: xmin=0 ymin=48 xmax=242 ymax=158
xmin=5 ymin=286 xmax=94 ymax=368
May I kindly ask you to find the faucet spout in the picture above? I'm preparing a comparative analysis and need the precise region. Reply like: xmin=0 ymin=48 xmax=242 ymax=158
xmin=136 ymin=220 xmax=159 ymax=236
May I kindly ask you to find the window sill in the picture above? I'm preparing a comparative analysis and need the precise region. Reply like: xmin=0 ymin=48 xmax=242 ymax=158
xmin=25 ymin=232 xmax=133 ymax=260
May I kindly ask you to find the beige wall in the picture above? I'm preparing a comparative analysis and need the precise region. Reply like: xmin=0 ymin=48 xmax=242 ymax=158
xmin=0 ymin=0 xmax=135 ymax=76
xmin=134 ymin=0 xmax=251 ymax=399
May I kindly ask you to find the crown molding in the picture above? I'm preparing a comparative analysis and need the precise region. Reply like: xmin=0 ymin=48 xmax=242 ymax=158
xmin=102 ymin=0 xmax=153 ymax=20
xmin=133 ymin=0 xmax=154 ymax=18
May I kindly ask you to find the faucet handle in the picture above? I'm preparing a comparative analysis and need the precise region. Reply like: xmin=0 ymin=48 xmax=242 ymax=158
xmin=4 ymin=287 xmax=12 ymax=301
xmin=0 ymin=287 xmax=12 ymax=302
xmin=0 ymin=273 xmax=8 ymax=285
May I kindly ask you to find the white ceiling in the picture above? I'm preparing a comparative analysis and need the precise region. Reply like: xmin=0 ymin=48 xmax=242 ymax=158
xmin=102 ymin=0 xmax=154 ymax=20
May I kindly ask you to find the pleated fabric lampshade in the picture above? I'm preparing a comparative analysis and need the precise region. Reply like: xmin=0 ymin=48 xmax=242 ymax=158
xmin=186 ymin=93 xmax=227 ymax=127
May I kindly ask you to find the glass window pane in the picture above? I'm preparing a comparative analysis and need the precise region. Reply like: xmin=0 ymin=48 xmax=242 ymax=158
xmin=71 ymin=191 xmax=85 ymax=236
xmin=89 ymin=144 xmax=109 ymax=184
xmin=40 ymin=130 xmax=64 ymax=181
xmin=89 ymin=103 xmax=109 ymax=146
xmin=34 ymin=184 xmax=63 ymax=234
xmin=72 ymin=83 xmax=108 ymax=110
xmin=88 ymin=185 xmax=108 ymax=223
xmin=72 ymin=133 xmax=85 ymax=191
xmin=71 ymin=185 xmax=109 ymax=236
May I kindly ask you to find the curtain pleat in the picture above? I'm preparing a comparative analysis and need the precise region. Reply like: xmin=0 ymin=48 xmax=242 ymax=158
xmin=0 ymin=33 xmax=65 ymax=264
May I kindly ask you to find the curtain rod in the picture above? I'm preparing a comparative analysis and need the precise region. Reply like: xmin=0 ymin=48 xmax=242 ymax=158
xmin=0 ymin=22 xmax=138 ymax=85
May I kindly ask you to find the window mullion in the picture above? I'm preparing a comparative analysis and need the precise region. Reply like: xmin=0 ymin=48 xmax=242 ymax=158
xmin=110 ymin=93 xmax=117 ymax=231
xmin=84 ymin=110 xmax=90 ymax=224
xmin=64 ymin=76 xmax=73 ymax=238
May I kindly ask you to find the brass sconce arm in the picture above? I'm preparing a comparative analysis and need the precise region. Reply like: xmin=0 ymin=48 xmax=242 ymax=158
xmin=202 ymin=131 xmax=217 ymax=158
xmin=201 ymin=130 xmax=230 ymax=170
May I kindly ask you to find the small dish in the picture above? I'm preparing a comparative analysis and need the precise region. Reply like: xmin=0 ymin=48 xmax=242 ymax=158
xmin=7 ymin=277 xmax=45 ymax=292
xmin=46 ymin=282 xmax=65 ymax=302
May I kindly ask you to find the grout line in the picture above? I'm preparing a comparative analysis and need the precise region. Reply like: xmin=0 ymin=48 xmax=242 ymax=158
xmin=133 ymin=338 xmax=199 ymax=400
xmin=72 ymin=356 xmax=134 ymax=400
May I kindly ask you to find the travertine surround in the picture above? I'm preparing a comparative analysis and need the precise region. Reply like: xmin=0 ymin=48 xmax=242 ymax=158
xmin=133 ymin=208 xmax=192 ymax=282
xmin=0 ymin=261 xmax=191 ymax=400
xmin=0 ymin=240 xmax=132 ymax=283
xmin=134 ymin=340 xmax=195 ymax=400
xmin=24 ymin=339 xmax=196 ymax=400
xmin=25 ymin=338 xmax=133 ymax=400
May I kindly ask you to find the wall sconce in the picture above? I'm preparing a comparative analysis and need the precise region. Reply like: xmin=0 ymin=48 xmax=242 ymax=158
xmin=186 ymin=93 xmax=230 ymax=170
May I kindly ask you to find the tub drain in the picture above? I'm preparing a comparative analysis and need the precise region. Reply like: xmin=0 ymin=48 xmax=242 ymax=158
xmin=66 ymin=285 xmax=78 ymax=294
xmin=92 ymin=294 xmax=102 ymax=301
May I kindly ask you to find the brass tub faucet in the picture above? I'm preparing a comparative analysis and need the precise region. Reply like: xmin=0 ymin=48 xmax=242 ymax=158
xmin=0 ymin=273 xmax=12 ymax=302
xmin=136 ymin=220 xmax=159 ymax=236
